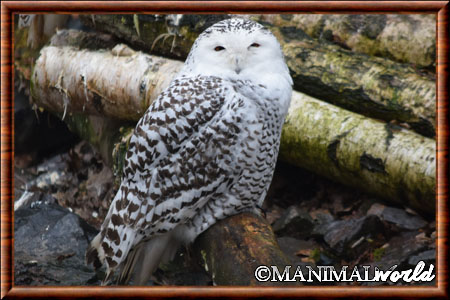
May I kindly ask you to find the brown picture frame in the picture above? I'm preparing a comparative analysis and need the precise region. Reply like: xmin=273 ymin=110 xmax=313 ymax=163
xmin=1 ymin=1 xmax=448 ymax=298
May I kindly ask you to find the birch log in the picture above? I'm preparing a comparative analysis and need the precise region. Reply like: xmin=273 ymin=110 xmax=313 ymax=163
xmin=279 ymin=93 xmax=435 ymax=215
xmin=30 ymin=44 xmax=182 ymax=121
xmin=79 ymin=15 xmax=436 ymax=137
xmin=282 ymin=39 xmax=435 ymax=137
xmin=251 ymin=14 xmax=436 ymax=68
xmin=30 ymin=42 xmax=436 ymax=215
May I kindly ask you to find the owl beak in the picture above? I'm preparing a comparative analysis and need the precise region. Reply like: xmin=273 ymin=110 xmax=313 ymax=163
xmin=234 ymin=57 xmax=242 ymax=74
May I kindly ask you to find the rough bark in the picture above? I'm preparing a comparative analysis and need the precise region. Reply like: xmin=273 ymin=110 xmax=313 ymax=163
xmin=194 ymin=212 xmax=296 ymax=286
xmin=250 ymin=14 xmax=436 ymax=68
xmin=30 ymin=35 xmax=436 ymax=215
xmin=79 ymin=14 xmax=436 ymax=137
xmin=270 ymin=28 xmax=436 ymax=138
xmin=79 ymin=14 xmax=228 ymax=60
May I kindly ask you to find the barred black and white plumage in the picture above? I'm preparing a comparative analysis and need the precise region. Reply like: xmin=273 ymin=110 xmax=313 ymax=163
xmin=86 ymin=17 xmax=293 ymax=285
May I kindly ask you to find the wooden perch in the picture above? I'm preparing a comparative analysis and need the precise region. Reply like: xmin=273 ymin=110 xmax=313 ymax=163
xmin=62 ymin=115 xmax=293 ymax=286
xmin=30 ymin=37 xmax=436 ymax=215
xmin=29 ymin=31 xmax=293 ymax=285
xmin=194 ymin=212 xmax=296 ymax=286
xmin=79 ymin=15 xmax=436 ymax=137
xmin=250 ymin=14 xmax=436 ymax=68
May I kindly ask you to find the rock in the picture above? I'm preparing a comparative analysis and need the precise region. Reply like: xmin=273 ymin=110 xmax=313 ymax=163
xmin=277 ymin=236 xmax=318 ymax=264
xmin=276 ymin=237 xmax=324 ymax=285
xmin=23 ymin=152 xmax=76 ymax=195
xmin=323 ymin=215 xmax=384 ymax=257
xmin=14 ymin=203 xmax=99 ymax=285
xmin=361 ymin=231 xmax=433 ymax=286
xmin=310 ymin=208 xmax=335 ymax=237
xmin=371 ymin=231 xmax=430 ymax=270
xmin=272 ymin=206 xmax=314 ymax=237
xmin=407 ymin=249 xmax=436 ymax=267
xmin=14 ymin=141 xmax=116 ymax=229
xmin=367 ymin=203 xmax=427 ymax=230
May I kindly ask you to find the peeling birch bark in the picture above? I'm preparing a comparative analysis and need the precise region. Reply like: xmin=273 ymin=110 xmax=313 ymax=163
xmin=31 ymin=44 xmax=182 ymax=121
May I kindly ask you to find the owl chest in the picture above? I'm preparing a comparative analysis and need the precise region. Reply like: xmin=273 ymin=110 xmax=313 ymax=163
xmin=228 ymin=102 xmax=281 ymax=190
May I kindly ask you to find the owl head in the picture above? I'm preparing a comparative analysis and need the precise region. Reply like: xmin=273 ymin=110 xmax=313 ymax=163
xmin=179 ymin=18 xmax=292 ymax=87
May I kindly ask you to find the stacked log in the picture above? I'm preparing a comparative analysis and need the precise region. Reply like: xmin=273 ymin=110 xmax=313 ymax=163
xmin=79 ymin=14 xmax=436 ymax=137
xmin=251 ymin=14 xmax=436 ymax=68
xmin=31 ymin=33 xmax=436 ymax=214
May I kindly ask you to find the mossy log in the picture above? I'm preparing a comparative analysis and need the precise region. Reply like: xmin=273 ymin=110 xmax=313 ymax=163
xmin=79 ymin=14 xmax=436 ymax=137
xmin=250 ymin=14 xmax=436 ymax=68
xmin=279 ymin=37 xmax=435 ymax=138
xmin=79 ymin=14 xmax=228 ymax=60
xmin=30 ymin=36 xmax=436 ymax=215
xmin=280 ymin=92 xmax=435 ymax=215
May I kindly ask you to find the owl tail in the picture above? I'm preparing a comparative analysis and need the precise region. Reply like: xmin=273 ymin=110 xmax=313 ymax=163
xmin=86 ymin=232 xmax=119 ymax=285
xmin=117 ymin=232 xmax=181 ymax=285
xmin=86 ymin=232 xmax=105 ymax=271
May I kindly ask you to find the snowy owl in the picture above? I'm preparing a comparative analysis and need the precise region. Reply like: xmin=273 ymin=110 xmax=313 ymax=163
xmin=86 ymin=17 xmax=293 ymax=285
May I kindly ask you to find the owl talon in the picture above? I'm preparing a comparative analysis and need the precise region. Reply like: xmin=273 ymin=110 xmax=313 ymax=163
xmin=256 ymin=205 xmax=267 ymax=218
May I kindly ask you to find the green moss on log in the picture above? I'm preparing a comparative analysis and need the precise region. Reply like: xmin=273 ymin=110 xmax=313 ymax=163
xmin=80 ymin=14 xmax=436 ymax=137
xmin=280 ymin=92 xmax=435 ymax=215
xmin=251 ymin=14 xmax=436 ymax=68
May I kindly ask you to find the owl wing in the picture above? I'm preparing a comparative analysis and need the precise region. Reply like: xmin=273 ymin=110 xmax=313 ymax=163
xmin=87 ymin=75 xmax=249 ymax=282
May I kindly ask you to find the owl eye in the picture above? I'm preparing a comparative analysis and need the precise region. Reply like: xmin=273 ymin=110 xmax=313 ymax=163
xmin=250 ymin=43 xmax=260 ymax=48
xmin=214 ymin=46 xmax=225 ymax=51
